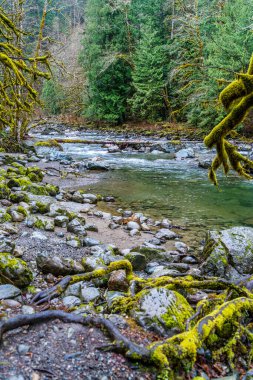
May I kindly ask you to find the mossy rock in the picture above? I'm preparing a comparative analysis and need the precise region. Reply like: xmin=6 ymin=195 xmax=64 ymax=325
xmin=27 ymin=172 xmax=40 ymax=182
xmin=0 ymin=212 xmax=12 ymax=223
xmin=7 ymin=176 xmax=31 ymax=189
xmin=26 ymin=167 xmax=44 ymax=181
xmin=130 ymin=246 xmax=166 ymax=261
xmin=24 ymin=184 xmax=49 ymax=196
xmin=0 ymin=252 xmax=33 ymax=287
xmin=9 ymin=192 xmax=29 ymax=203
xmin=130 ymin=287 xmax=193 ymax=335
xmin=0 ymin=184 xmax=11 ymax=199
xmin=45 ymin=184 xmax=59 ymax=196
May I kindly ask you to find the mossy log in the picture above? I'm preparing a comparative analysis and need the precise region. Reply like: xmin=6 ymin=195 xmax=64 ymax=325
xmin=204 ymin=54 xmax=253 ymax=185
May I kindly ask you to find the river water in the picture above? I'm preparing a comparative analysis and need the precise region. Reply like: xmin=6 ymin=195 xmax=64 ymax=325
xmin=38 ymin=131 xmax=253 ymax=237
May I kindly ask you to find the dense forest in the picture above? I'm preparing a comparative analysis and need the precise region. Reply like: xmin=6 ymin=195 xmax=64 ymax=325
xmin=1 ymin=1 xmax=253 ymax=380
xmin=40 ymin=0 xmax=253 ymax=131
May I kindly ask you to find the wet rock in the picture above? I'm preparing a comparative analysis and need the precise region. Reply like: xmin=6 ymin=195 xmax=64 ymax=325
xmin=125 ymin=252 xmax=146 ymax=271
xmin=36 ymin=252 xmax=84 ymax=275
xmin=155 ymin=228 xmax=178 ymax=240
xmin=0 ymin=253 xmax=33 ymax=287
xmin=198 ymin=156 xmax=212 ymax=169
xmin=200 ymin=227 xmax=253 ymax=281
xmin=0 ymin=284 xmax=21 ymax=299
xmin=176 ymin=148 xmax=195 ymax=159
xmin=131 ymin=288 xmax=193 ymax=335
xmin=108 ymin=270 xmax=129 ymax=292
xmin=80 ymin=285 xmax=100 ymax=303
xmin=86 ymin=161 xmax=110 ymax=171
xmin=104 ymin=196 xmax=115 ymax=202
xmin=148 ymin=237 xmax=161 ymax=245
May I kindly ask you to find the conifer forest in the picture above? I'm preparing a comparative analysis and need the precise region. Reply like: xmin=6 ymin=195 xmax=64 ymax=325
xmin=1 ymin=1 xmax=253 ymax=380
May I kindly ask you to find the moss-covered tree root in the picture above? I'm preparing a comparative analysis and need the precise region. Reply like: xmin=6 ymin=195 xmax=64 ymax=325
xmin=2 ymin=297 xmax=253 ymax=379
xmin=204 ymin=54 xmax=253 ymax=185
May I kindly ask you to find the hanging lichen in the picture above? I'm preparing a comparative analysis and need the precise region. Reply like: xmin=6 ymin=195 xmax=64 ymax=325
xmin=204 ymin=54 xmax=253 ymax=185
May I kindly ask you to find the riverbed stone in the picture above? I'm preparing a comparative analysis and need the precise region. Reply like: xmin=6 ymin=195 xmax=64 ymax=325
xmin=155 ymin=228 xmax=178 ymax=240
xmin=82 ymin=237 xmax=100 ymax=247
xmin=125 ymin=252 xmax=146 ymax=271
xmin=63 ymin=296 xmax=81 ymax=308
xmin=108 ymin=270 xmax=129 ymax=292
xmin=80 ymin=285 xmax=100 ymax=303
xmin=0 ymin=284 xmax=21 ymax=299
xmin=67 ymin=218 xmax=87 ymax=236
xmin=200 ymin=227 xmax=253 ymax=281
xmin=127 ymin=221 xmax=140 ymax=230
xmin=54 ymin=215 xmax=69 ymax=227
xmin=0 ymin=253 xmax=33 ymax=287
xmin=131 ymin=288 xmax=193 ymax=335
xmin=82 ymin=256 xmax=105 ymax=272
xmin=36 ymin=252 xmax=84 ymax=275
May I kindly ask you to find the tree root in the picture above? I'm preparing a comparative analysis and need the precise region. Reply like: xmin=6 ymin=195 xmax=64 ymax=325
xmin=2 ymin=297 xmax=253 ymax=379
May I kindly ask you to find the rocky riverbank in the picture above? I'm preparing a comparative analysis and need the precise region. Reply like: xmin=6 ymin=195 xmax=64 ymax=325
xmin=0 ymin=132 xmax=253 ymax=379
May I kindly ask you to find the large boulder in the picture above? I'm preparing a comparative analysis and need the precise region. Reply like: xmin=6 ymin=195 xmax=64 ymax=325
xmin=36 ymin=252 xmax=84 ymax=276
xmin=0 ymin=253 xmax=33 ymax=287
xmin=200 ymin=227 xmax=253 ymax=281
xmin=131 ymin=287 xmax=193 ymax=336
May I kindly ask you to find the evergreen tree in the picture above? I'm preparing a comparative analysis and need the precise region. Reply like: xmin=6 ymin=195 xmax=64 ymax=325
xmin=42 ymin=79 xmax=64 ymax=115
xmin=129 ymin=22 xmax=168 ymax=121
xmin=80 ymin=0 xmax=132 ymax=124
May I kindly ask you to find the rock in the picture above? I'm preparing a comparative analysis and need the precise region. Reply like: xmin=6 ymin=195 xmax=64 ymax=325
xmin=54 ymin=215 xmax=69 ymax=227
xmin=82 ymin=237 xmax=100 ymax=247
xmin=17 ymin=344 xmax=30 ymax=355
xmin=67 ymin=218 xmax=87 ymax=236
xmin=155 ymin=228 xmax=178 ymax=240
xmin=104 ymin=196 xmax=115 ymax=202
xmin=109 ymin=222 xmax=120 ymax=230
xmin=127 ymin=221 xmax=140 ymax=230
xmin=105 ymin=291 xmax=126 ymax=308
xmin=0 ymin=253 xmax=33 ymax=287
xmin=27 ymin=216 xmax=55 ymax=231
xmin=86 ymin=161 xmax=110 ymax=171
xmin=175 ymin=241 xmax=188 ymax=254
xmin=125 ymin=252 xmax=146 ymax=271
xmin=1 ymin=299 xmax=21 ymax=308
xmin=129 ymin=228 xmax=141 ymax=237
xmin=161 ymin=219 xmax=172 ymax=229
xmin=132 ymin=245 xmax=166 ymax=261
xmin=200 ymin=227 xmax=253 ymax=281
xmin=36 ymin=252 xmax=84 ymax=275
xmin=132 ymin=288 xmax=192 ymax=335
xmin=150 ymin=269 xmax=182 ymax=278
xmin=63 ymin=296 xmax=81 ymax=308
xmin=0 ymin=284 xmax=21 ymax=299
xmin=82 ymin=256 xmax=105 ymax=272
xmin=0 ymin=239 xmax=15 ymax=253
xmin=13 ymin=247 xmax=23 ymax=258
xmin=21 ymin=305 xmax=35 ymax=314
xmin=182 ymin=255 xmax=198 ymax=264
xmin=66 ymin=235 xmax=82 ymax=248
xmin=176 ymin=148 xmax=195 ymax=159
xmin=80 ymin=285 xmax=100 ymax=303
xmin=81 ymin=193 xmax=97 ymax=204
xmin=64 ymin=282 xmax=83 ymax=297
xmin=72 ymin=191 xmax=84 ymax=203
xmin=108 ymin=270 xmax=129 ymax=292
xmin=123 ymin=210 xmax=132 ymax=217
xmin=84 ymin=224 xmax=98 ymax=232
xmin=198 ymin=156 xmax=212 ymax=169
xmin=31 ymin=231 xmax=47 ymax=240
xmin=9 ymin=210 xmax=25 ymax=222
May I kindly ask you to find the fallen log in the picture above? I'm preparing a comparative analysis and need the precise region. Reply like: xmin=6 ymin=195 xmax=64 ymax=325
xmin=45 ymin=138 xmax=157 ymax=148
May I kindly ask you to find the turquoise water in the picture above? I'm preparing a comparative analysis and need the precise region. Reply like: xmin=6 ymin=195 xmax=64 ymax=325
xmin=60 ymin=133 xmax=253 ymax=231
xmin=39 ymin=131 xmax=253 ymax=234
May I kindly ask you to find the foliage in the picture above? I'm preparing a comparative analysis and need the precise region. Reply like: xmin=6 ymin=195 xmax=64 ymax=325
xmin=80 ymin=0 xmax=133 ymax=124
xmin=0 ymin=1 xmax=51 ymax=142
xmin=42 ymin=79 xmax=64 ymax=115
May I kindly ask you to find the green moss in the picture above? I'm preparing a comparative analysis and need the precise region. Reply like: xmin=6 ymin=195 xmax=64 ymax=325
xmin=26 ymin=166 xmax=44 ymax=181
xmin=35 ymin=201 xmax=50 ymax=214
xmin=0 ymin=184 xmax=11 ymax=199
xmin=0 ymin=252 xmax=33 ymax=287
xmin=27 ymin=172 xmax=40 ymax=182
xmin=0 ymin=212 xmax=12 ymax=223
xmin=24 ymin=183 xmax=49 ymax=195
xmin=7 ymin=176 xmax=31 ymax=189
xmin=9 ymin=192 xmax=29 ymax=203
xmin=45 ymin=183 xmax=59 ymax=196
xmin=35 ymin=140 xmax=63 ymax=150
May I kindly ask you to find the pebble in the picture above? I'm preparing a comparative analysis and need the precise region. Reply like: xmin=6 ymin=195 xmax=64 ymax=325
xmin=21 ymin=305 xmax=35 ymax=314
xmin=17 ymin=344 xmax=30 ymax=355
